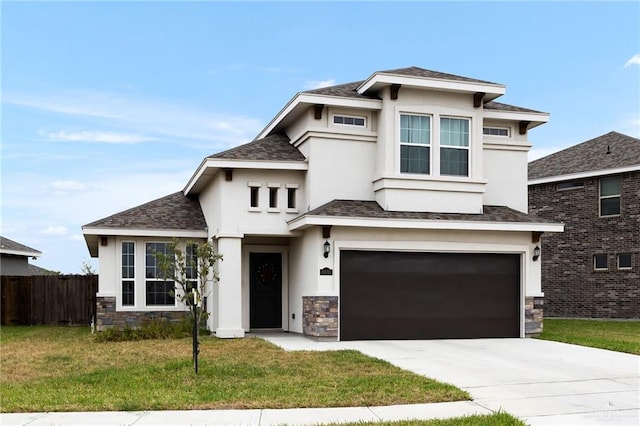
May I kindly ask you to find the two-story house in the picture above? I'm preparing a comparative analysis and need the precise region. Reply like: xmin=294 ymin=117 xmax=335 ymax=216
xmin=83 ymin=67 xmax=562 ymax=340
xmin=528 ymin=132 xmax=640 ymax=319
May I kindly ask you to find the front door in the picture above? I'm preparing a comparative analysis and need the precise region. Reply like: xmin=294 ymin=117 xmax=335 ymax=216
xmin=249 ymin=252 xmax=282 ymax=329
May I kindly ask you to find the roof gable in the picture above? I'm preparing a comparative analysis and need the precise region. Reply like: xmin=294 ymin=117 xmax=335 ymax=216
xmin=83 ymin=192 xmax=207 ymax=231
xmin=209 ymin=134 xmax=306 ymax=162
xmin=529 ymin=132 xmax=640 ymax=181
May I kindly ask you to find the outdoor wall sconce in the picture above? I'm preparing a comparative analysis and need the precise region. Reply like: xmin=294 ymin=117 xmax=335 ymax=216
xmin=323 ymin=240 xmax=331 ymax=258
xmin=532 ymin=245 xmax=541 ymax=261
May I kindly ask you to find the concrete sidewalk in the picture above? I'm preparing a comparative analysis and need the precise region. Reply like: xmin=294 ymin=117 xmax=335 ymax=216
xmin=1 ymin=401 xmax=491 ymax=425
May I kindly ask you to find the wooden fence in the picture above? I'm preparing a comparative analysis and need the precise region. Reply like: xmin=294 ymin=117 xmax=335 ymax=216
xmin=1 ymin=275 xmax=98 ymax=326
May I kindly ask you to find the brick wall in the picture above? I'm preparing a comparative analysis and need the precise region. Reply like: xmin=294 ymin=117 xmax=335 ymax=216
xmin=96 ymin=296 xmax=188 ymax=331
xmin=302 ymin=296 xmax=338 ymax=337
xmin=528 ymin=171 xmax=640 ymax=319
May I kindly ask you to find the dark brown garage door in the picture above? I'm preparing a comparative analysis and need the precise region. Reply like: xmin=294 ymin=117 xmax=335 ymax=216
xmin=340 ymin=251 xmax=520 ymax=340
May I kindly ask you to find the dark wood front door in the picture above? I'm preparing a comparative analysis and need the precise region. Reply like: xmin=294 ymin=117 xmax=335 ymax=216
xmin=340 ymin=251 xmax=520 ymax=340
xmin=250 ymin=252 xmax=282 ymax=329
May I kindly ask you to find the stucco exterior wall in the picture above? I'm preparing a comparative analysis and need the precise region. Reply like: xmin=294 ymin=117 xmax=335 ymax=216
xmin=483 ymin=146 xmax=529 ymax=212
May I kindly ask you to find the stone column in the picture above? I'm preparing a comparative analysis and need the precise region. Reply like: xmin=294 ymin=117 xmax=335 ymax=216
xmin=215 ymin=236 xmax=245 ymax=338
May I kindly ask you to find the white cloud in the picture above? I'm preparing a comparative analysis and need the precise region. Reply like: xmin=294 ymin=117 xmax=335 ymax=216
xmin=3 ymin=91 xmax=264 ymax=147
xmin=44 ymin=130 xmax=156 ymax=144
xmin=304 ymin=79 xmax=336 ymax=90
xmin=51 ymin=180 xmax=89 ymax=196
xmin=41 ymin=226 xmax=68 ymax=236
xmin=624 ymin=54 xmax=640 ymax=68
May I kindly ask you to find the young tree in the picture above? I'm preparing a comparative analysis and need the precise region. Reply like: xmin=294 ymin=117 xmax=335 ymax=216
xmin=154 ymin=239 xmax=222 ymax=374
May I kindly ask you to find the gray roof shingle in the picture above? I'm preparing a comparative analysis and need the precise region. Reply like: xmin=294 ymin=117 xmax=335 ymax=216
xmin=528 ymin=131 xmax=640 ymax=180
xmin=300 ymin=200 xmax=549 ymax=224
xmin=0 ymin=236 xmax=41 ymax=255
xmin=377 ymin=66 xmax=499 ymax=85
xmin=484 ymin=101 xmax=545 ymax=114
xmin=209 ymin=134 xmax=306 ymax=162
xmin=84 ymin=192 xmax=207 ymax=231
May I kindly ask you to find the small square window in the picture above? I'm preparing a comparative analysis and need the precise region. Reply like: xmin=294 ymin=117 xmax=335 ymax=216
xmin=594 ymin=254 xmax=608 ymax=270
xmin=617 ymin=253 xmax=632 ymax=269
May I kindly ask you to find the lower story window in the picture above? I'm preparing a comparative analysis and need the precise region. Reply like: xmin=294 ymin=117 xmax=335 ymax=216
xmin=146 ymin=280 xmax=175 ymax=306
xmin=122 ymin=281 xmax=134 ymax=306
xmin=618 ymin=253 xmax=632 ymax=269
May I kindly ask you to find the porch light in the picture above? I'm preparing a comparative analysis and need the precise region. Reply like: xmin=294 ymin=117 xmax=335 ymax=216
xmin=533 ymin=245 xmax=541 ymax=261
xmin=323 ymin=240 xmax=331 ymax=258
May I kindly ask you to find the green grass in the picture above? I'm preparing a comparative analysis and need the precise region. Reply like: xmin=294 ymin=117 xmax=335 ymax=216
xmin=0 ymin=326 xmax=469 ymax=413
xmin=323 ymin=412 xmax=526 ymax=425
xmin=538 ymin=318 xmax=640 ymax=354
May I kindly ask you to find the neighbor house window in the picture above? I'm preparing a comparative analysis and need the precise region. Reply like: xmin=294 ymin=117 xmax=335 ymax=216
xmin=594 ymin=254 xmax=608 ymax=271
xmin=599 ymin=177 xmax=621 ymax=216
xmin=333 ymin=115 xmax=366 ymax=127
xmin=121 ymin=242 xmax=135 ymax=306
xmin=145 ymin=242 xmax=175 ymax=306
xmin=483 ymin=126 xmax=510 ymax=137
xmin=617 ymin=253 xmax=632 ymax=270
xmin=557 ymin=180 xmax=584 ymax=191
xmin=440 ymin=117 xmax=470 ymax=176
xmin=400 ymin=114 xmax=431 ymax=174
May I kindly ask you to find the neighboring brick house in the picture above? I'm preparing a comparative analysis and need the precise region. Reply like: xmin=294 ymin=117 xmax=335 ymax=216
xmin=528 ymin=131 xmax=640 ymax=319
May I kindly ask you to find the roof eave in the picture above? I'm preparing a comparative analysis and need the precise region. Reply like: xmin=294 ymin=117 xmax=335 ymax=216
xmin=483 ymin=110 xmax=549 ymax=129
xmin=256 ymin=93 xmax=383 ymax=140
xmin=184 ymin=158 xmax=308 ymax=195
xmin=288 ymin=215 xmax=564 ymax=233
xmin=0 ymin=248 xmax=42 ymax=258
xmin=357 ymin=72 xmax=506 ymax=99
xmin=528 ymin=164 xmax=640 ymax=185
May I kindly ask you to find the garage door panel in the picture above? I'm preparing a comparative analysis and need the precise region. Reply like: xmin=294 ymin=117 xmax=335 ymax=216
xmin=340 ymin=250 xmax=520 ymax=340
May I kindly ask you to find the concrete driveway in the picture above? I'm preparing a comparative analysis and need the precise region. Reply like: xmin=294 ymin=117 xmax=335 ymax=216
xmin=259 ymin=334 xmax=640 ymax=425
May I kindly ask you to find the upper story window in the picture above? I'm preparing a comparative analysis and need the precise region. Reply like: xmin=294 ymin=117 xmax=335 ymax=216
xmin=599 ymin=177 xmax=620 ymax=217
xmin=594 ymin=254 xmax=608 ymax=271
xmin=333 ymin=115 xmax=366 ymax=127
xmin=287 ymin=187 xmax=296 ymax=209
xmin=400 ymin=114 xmax=431 ymax=174
xmin=440 ymin=117 xmax=469 ymax=177
xmin=617 ymin=253 xmax=632 ymax=270
xmin=483 ymin=126 xmax=510 ymax=137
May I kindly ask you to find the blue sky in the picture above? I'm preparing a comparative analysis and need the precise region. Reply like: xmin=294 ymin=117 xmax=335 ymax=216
xmin=2 ymin=1 xmax=639 ymax=274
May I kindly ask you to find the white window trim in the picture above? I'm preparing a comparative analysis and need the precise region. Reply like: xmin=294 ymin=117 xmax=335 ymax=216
xmin=332 ymin=114 xmax=367 ymax=127
xmin=617 ymin=253 xmax=632 ymax=270
xmin=286 ymin=184 xmax=299 ymax=213
xmin=144 ymin=241 xmax=177 ymax=307
xmin=121 ymin=241 xmax=136 ymax=307
xmin=248 ymin=182 xmax=262 ymax=212
xmin=440 ymin=116 xmax=471 ymax=178
xmin=398 ymin=111 xmax=473 ymax=178
xmin=593 ymin=254 xmax=608 ymax=271
xmin=399 ymin=112 xmax=432 ymax=176
xmin=599 ymin=177 xmax=621 ymax=217
xmin=483 ymin=126 xmax=510 ymax=137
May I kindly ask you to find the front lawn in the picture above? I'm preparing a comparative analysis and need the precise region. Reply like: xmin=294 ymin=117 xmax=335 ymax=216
xmin=0 ymin=326 xmax=469 ymax=413
xmin=538 ymin=318 xmax=640 ymax=354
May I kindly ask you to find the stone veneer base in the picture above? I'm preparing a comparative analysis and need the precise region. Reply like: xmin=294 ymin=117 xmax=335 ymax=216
xmin=525 ymin=296 xmax=544 ymax=337
xmin=96 ymin=296 xmax=188 ymax=331
xmin=302 ymin=296 xmax=338 ymax=337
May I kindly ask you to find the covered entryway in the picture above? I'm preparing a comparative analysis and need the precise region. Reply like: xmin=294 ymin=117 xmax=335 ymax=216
xmin=340 ymin=250 xmax=520 ymax=340
xmin=249 ymin=252 xmax=283 ymax=329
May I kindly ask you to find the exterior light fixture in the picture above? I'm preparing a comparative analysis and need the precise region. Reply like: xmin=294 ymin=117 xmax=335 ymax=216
xmin=533 ymin=245 xmax=541 ymax=261
xmin=323 ymin=240 xmax=331 ymax=258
